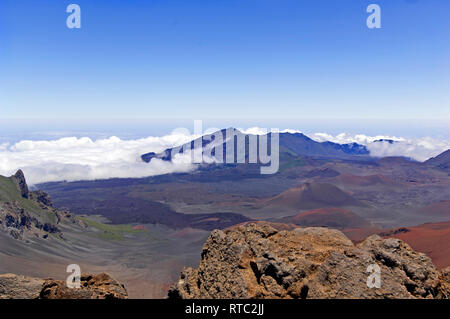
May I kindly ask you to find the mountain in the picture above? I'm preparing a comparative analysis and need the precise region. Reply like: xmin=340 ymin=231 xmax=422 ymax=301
xmin=278 ymin=132 xmax=369 ymax=157
xmin=141 ymin=128 xmax=370 ymax=164
xmin=425 ymin=149 xmax=450 ymax=171
xmin=168 ymin=223 xmax=450 ymax=299
xmin=264 ymin=182 xmax=365 ymax=210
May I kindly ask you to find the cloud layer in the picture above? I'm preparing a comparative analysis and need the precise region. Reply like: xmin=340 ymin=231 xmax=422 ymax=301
xmin=0 ymin=130 xmax=448 ymax=184
xmin=309 ymin=132 xmax=450 ymax=162
xmin=0 ymin=133 xmax=196 ymax=185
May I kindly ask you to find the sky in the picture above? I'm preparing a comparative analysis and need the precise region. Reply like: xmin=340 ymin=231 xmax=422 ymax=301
xmin=0 ymin=0 xmax=449 ymax=138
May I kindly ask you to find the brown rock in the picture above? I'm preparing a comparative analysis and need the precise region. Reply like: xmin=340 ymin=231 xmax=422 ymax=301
xmin=0 ymin=273 xmax=127 ymax=299
xmin=40 ymin=273 xmax=128 ymax=299
xmin=169 ymin=223 xmax=447 ymax=299
xmin=0 ymin=201 xmax=62 ymax=241
xmin=437 ymin=267 xmax=450 ymax=299
xmin=0 ymin=274 xmax=45 ymax=299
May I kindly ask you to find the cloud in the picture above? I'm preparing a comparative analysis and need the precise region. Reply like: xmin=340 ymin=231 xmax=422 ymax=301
xmin=0 ymin=133 xmax=196 ymax=185
xmin=309 ymin=133 xmax=450 ymax=162
xmin=239 ymin=127 xmax=302 ymax=135
xmin=1 ymin=129 xmax=448 ymax=184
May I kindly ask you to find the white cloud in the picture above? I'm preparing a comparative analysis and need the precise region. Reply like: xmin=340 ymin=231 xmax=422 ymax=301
xmin=366 ymin=137 xmax=450 ymax=162
xmin=239 ymin=127 xmax=302 ymax=135
xmin=309 ymin=133 xmax=450 ymax=162
xmin=0 ymin=132 xmax=196 ymax=185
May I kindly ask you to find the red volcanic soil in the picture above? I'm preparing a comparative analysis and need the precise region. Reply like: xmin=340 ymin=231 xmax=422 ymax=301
xmin=280 ymin=207 xmax=370 ymax=229
xmin=132 ymin=225 xmax=147 ymax=231
xmin=419 ymin=200 xmax=450 ymax=217
xmin=266 ymin=183 xmax=364 ymax=210
xmin=335 ymin=174 xmax=395 ymax=187
xmin=383 ymin=222 xmax=450 ymax=269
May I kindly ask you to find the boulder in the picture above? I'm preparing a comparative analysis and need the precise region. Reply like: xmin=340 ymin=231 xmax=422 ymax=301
xmin=0 ymin=273 xmax=128 ymax=299
xmin=40 ymin=273 xmax=128 ymax=299
xmin=0 ymin=274 xmax=45 ymax=299
xmin=169 ymin=223 xmax=447 ymax=299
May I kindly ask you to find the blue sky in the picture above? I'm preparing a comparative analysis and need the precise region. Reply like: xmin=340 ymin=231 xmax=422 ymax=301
xmin=0 ymin=0 xmax=449 ymax=137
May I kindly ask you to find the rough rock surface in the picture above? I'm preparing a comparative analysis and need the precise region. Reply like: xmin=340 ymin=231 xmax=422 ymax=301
xmin=0 ymin=273 xmax=128 ymax=299
xmin=11 ymin=170 xmax=29 ymax=199
xmin=437 ymin=267 xmax=450 ymax=299
xmin=29 ymin=190 xmax=53 ymax=207
xmin=169 ymin=223 xmax=449 ymax=299
xmin=0 ymin=170 xmax=87 ymax=241
xmin=0 ymin=201 xmax=62 ymax=240
xmin=0 ymin=274 xmax=45 ymax=299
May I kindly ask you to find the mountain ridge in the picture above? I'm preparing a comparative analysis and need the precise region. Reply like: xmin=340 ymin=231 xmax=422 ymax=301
xmin=141 ymin=129 xmax=370 ymax=164
xmin=425 ymin=149 xmax=450 ymax=171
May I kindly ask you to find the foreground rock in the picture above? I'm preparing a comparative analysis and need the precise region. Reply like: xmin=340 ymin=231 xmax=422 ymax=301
xmin=169 ymin=223 xmax=450 ymax=299
xmin=0 ymin=273 xmax=128 ymax=299
xmin=438 ymin=267 xmax=450 ymax=299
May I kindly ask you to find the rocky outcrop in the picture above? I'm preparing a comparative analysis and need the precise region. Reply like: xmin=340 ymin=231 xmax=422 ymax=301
xmin=0 ymin=273 xmax=128 ymax=299
xmin=169 ymin=223 xmax=449 ymax=299
xmin=11 ymin=170 xmax=29 ymax=199
xmin=0 ymin=201 xmax=62 ymax=241
xmin=0 ymin=274 xmax=45 ymax=299
xmin=0 ymin=170 xmax=88 ymax=241
xmin=437 ymin=267 xmax=450 ymax=299
xmin=29 ymin=190 xmax=53 ymax=207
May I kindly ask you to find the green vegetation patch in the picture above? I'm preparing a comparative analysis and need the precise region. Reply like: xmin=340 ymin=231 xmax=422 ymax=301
xmin=78 ymin=216 xmax=151 ymax=241
xmin=279 ymin=158 xmax=307 ymax=173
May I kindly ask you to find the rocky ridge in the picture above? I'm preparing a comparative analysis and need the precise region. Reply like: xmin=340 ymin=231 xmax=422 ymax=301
xmin=0 ymin=170 xmax=86 ymax=241
xmin=169 ymin=223 xmax=450 ymax=299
